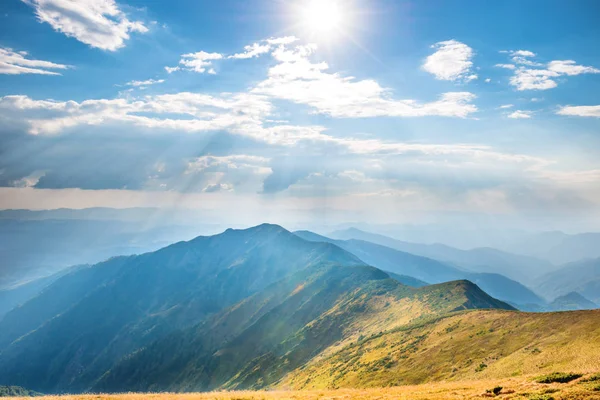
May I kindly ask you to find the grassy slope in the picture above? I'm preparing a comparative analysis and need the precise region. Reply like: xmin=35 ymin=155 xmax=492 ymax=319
xmin=94 ymin=267 xmax=511 ymax=393
xmin=6 ymin=375 xmax=600 ymax=400
xmin=282 ymin=309 xmax=600 ymax=390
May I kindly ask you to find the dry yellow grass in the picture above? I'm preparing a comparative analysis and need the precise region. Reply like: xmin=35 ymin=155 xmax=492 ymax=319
xmin=283 ymin=310 xmax=600 ymax=390
xmin=5 ymin=376 xmax=600 ymax=400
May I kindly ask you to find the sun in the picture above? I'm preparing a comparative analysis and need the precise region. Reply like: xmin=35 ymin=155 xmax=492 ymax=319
xmin=300 ymin=0 xmax=345 ymax=36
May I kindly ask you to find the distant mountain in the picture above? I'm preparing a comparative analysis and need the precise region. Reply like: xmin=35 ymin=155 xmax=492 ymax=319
xmin=0 ymin=218 xmax=203 ymax=288
xmin=536 ymin=258 xmax=600 ymax=304
xmin=386 ymin=272 xmax=429 ymax=287
xmin=502 ymin=231 xmax=600 ymax=265
xmin=330 ymin=228 xmax=555 ymax=283
xmin=284 ymin=309 xmax=600 ymax=389
xmin=0 ymin=266 xmax=79 ymax=319
xmin=549 ymin=292 xmax=597 ymax=311
xmin=295 ymin=231 xmax=544 ymax=307
xmin=93 ymin=265 xmax=511 ymax=393
xmin=0 ymin=224 xmax=362 ymax=393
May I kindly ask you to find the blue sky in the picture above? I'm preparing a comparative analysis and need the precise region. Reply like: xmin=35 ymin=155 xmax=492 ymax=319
xmin=0 ymin=0 xmax=599 ymax=230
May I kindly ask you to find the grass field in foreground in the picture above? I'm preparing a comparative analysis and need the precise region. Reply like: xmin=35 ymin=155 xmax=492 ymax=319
xmin=6 ymin=376 xmax=600 ymax=400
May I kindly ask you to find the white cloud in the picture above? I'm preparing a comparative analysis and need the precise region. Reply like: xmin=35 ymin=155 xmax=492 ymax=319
xmin=422 ymin=40 xmax=476 ymax=82
xmin=0 ymin=93 xmax=271 ymax=136
xmin=507 ymin=110 xmax=533 ymax=119
xmin=228 ymin=42 xmax=271 ymax=59
xmin=22 ymin=0 xmax=148 ymax=51
xmin=125 ymin=78 xmax=165 ymax=87
xmin=509 ymin=50 xmax=542 ymax=66
xmin=0 ymin=92 xmax=334 ymax=147
xmin=498 ymin=50 xmax=599 ymax=91
xmin=547 ymin=60 xmax=600 ymax=75
xmin=484 ymin=78 xmax=491 ymax=83
xmin=510 ymin=68 xmax=559 ymax=90
xmin=254 ymin=43 xmax=477 ymax=118
xmin=511 ymin=50 xmax=535 ymax=57
xmin=169 ymin=36 xmax=299 ymax=72
xmin=10 ymin=171 xmax=45 ymax=188
xmin=0 ymin=47 xmax=70 ymax=75
xmin=167 ymin=51 xmax=223 ymax=74
xmin=557 ymin=105 xmax=600 ymax=118
xmin=499 ymin=104 xmax=514 ymax=109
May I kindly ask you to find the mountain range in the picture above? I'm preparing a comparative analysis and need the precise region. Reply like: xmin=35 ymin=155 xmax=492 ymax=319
xmin=295 ymin=230 xmax=544 ymax=307
xmin=0 ymin=224 xmax=598 ymax=394
xmin=535 ymin=257 xmax=600 ymax=304
xmin=330 ymin=228 xmax=556 ymax=284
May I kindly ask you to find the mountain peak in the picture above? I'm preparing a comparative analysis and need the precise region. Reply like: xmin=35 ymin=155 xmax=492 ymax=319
xmin=224 ymin=223 xmax=289 ymax=235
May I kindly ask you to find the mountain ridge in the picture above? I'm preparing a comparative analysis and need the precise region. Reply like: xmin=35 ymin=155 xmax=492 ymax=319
xmin=294 ymin=230 xmax=544 ymax=307
xmin=329 ymin=227 xmax=556 ymax=284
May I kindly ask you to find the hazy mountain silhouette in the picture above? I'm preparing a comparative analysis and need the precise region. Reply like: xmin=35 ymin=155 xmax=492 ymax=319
xmin=0 ymin=224 xmax=363 ymax=393
xmin=549 ymin=292 xmax=597 ymax=311
xmin=536 ymin=257 xmax=600 ymax=304
xmin=330 ymin=228 xmax=555 ymax=283
xmin=294 ymin=231 xmax=544 ymax=307
xmin=501 ymin=231 xmax=600 ymax=264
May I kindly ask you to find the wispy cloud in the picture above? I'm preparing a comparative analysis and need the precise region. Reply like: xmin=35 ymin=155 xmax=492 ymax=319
xmin=125 ymin=78 xmax=165 ymax=87
xmin=0 ymin=47 xmax=70 ymax=75
xmin=21 ymin=0 xmax=148 ymax=51
xmin=422 ymin=40 xmax=477 ymax=82
xmin=507 ymin=110 xmax=533 ymax=119
xmin=166 ymin=51 xmax=223 ymax=74
xmin=498 ymin=50 xmax=599 ymax=90
xmin=557 ymin=105 xmax=600 ymax=118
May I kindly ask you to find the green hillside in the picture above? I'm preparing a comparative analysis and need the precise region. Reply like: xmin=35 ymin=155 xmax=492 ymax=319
xmin=94 ymin=265 xmax=512 ymax=393
xmin=0 ymin=224 xmax=363 ymax=393
xmin=283 ymin=309 xmax=600 ymax=389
